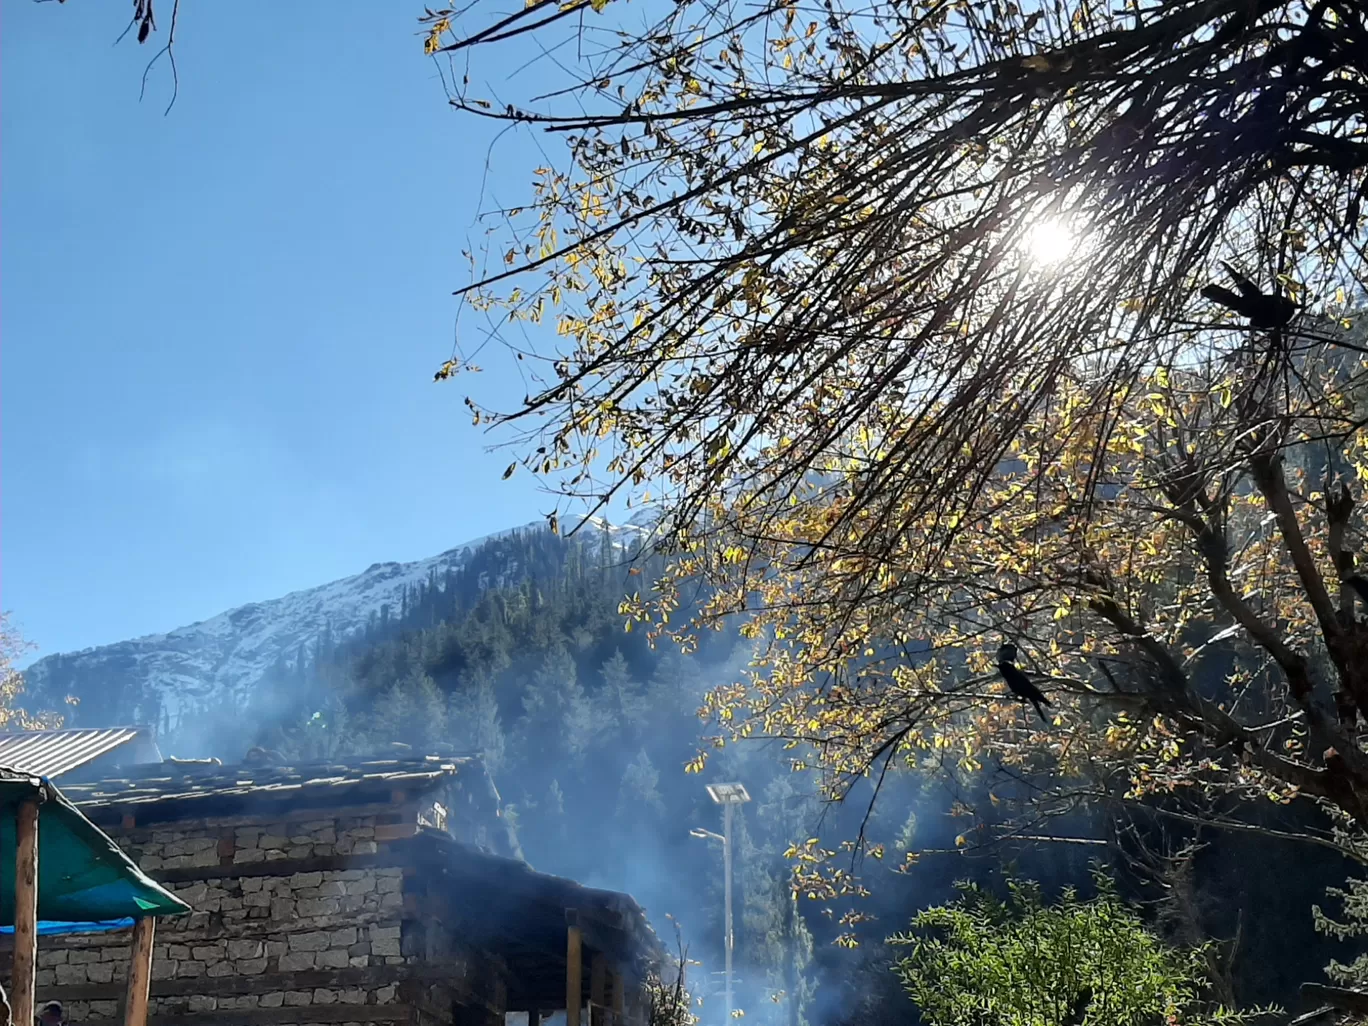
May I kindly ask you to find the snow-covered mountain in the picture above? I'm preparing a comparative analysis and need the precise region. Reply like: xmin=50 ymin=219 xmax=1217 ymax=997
xmin=22 ymin=516 xmax=645 ymax=743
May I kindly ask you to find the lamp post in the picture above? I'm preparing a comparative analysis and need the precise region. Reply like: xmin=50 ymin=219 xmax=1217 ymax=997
xmin=691 ymin=781 xmax=750 ymax=1025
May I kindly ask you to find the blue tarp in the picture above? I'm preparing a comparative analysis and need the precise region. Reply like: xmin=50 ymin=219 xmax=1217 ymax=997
xmin=0 ymin=770 xmax=190 ymax=931
xmin=2 ymin=918 xmax=135 ymax=936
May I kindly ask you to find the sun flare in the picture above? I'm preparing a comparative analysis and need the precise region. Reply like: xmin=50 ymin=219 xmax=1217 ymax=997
xmin=1022 ymin=218 xmax=1079 ymax=265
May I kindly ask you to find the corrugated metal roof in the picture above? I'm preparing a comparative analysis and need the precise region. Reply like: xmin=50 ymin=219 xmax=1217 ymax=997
xmin=0 ymin=726 xmax=149 ymax=778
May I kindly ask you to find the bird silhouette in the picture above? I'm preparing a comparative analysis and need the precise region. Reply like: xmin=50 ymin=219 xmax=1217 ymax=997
xmin=1201 ymin=262 xmax=1298 ymax=329
xmin=997 ymin=642 xmax=1051 ymax=723
xmin=1344 ymin=574 xmax=1368 ymax=607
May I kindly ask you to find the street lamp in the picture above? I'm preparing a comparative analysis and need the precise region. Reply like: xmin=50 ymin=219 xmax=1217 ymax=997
xmin=691 ymin=782 xmax=750 ymax=1024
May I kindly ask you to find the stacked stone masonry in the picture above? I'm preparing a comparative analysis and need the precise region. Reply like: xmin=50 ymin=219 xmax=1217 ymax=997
xmin=30 ymin=811 xmax=450 ymax=1024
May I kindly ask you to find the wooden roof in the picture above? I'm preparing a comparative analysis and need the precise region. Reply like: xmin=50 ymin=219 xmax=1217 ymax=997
xmin=397 ymin=828 xmax=664 ymax=1006
xmin=60 ymin=754 xmax=499 ymax=826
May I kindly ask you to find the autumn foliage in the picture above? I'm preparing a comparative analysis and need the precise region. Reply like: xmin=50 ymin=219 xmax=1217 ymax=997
xmin=427 ymin=0 xmax=1368 ymax=920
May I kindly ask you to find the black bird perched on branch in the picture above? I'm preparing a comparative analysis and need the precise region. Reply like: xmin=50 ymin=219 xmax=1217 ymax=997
xmin=1343 ymin=575 xmax=1368 ymax=632
xmin=1344 ymin=574 xmax=1368 ymax=607
xmin=1201 ymin=262 xmax=1299 ymax=329
xmin=997 ymin=642 xmax=1051 ymax=723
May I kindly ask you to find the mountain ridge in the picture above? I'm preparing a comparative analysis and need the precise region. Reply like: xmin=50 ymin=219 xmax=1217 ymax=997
xmin=22 ymin=515 xmax=644 ymax=740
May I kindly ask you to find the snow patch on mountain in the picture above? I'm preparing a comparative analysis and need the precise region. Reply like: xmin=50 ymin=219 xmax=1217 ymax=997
xmin=22 ymin=516 xmax=643 ymax=737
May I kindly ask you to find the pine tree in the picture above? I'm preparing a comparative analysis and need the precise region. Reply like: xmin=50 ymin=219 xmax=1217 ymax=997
xmin=600 ymin=649 xmax=647 ymax=742
xmin=737 ymin=803 xmax=815 ymax=1026
xmin=617 ymin=748 xmax=665 ymax=819
xmin=777 ymin=881 xmax=815 ymax=1026
xmin=519 ymin=778 xmax=570 ymax=869
xmin=371 ymin=666 xmax=448 ymax=749
xmin=272 ymin=695 xmax=359 ymax=762
xmin=545 ymin=778 xmax=566 ymax=818
xmin=518 ymin=643 xmax=598 ymax=764
xmin=756 ymin=776 xmax=814 ymax=845
xmin=448 ymin=670 xmax=507 ymax=775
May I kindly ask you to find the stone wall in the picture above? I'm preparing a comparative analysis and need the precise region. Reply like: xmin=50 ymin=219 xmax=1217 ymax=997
xmin=17 ymin=807 xmax=497 ymax=1026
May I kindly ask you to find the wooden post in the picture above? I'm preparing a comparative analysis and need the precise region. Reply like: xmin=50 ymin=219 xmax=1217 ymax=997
xmin=566 ymin=912 xmax=583 ymax=1026
xmin=591 ymin=952 xmax=607 ymax=1008
xmin=610 ymin=969 xmax=626 ymax=1020
xmin=590 ymin=952 xmax=608 ymax=1026
xmin=11 ymin=799 xmax=40 ymax=1026
xmin=124 ymin=916 xmax=157 ymax=1026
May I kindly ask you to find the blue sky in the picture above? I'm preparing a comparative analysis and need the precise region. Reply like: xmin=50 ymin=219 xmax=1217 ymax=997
xmin=1 ymin=1 xmax=569 ymax=660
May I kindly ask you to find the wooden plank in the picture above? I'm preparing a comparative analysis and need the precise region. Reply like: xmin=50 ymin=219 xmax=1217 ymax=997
xmin=85 ymin=801 xmax=423 ymax=834
xmin=567 ymin=917 xmax=583 ymax=1026
xmin=150 ymin=851 xmax=400 ymax=884
xmin=374 ymin=822 xmax=418 ymax=841
xmin=447 ymin=899 xmax=641 ymax=968
xmin=54 ymin=963 xmax=450 ymax=1001
xmin=611 ymin=969 xmax=625 ymax=1017
xmin=147 ymin=1002 xmax=410 ymax=1026
xmin=11 ymin=798 xmax=40 ymax=1026
xmin=125 ymin=917 xmax=157 ymax=1026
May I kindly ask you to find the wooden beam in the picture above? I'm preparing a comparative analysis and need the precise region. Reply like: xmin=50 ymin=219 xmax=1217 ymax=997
xmin=148 ymin=851 xmax=399 ymax=884
xmin=374 ymin=822 xmax=418 ymax=842
xmin=591 ymin=952 xmax=608 ymax=1007
xmin=146 ymin=1004 xmax=409 ymax=1026
xmin=124 ymin=916 xmax=157 ymax=1026
xmin=11 ymin=798 xmax=40 ymax=1026
xmin=567 ymin=915 xmax=584 ymax=1026
xmin=85 ymin=799 xmax=423 ymax=833
xmin=611 ymin=969 xmax=625 ymax=1018
xmin=54 ymin=963 xmax=467 ymax=1001
xmin=1302 ymin=984 xmax=1368 ymax=1016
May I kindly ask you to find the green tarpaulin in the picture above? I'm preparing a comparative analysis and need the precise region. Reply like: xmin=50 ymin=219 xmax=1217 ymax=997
xmin=0 ymin=771 xmax=190 ymax=928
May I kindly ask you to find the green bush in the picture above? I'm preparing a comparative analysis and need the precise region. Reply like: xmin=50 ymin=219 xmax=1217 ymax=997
xmin=890 ymin=874 xmax=1270 ymax=1026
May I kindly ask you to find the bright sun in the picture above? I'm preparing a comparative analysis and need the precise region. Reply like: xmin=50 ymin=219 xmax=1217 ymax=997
xmin=1023 ymin=218 xmax=1078 ymax=265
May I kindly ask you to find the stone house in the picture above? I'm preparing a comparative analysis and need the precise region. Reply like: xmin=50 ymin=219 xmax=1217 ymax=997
xmin=11 ymin=754 xmax=660 ymax=1026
